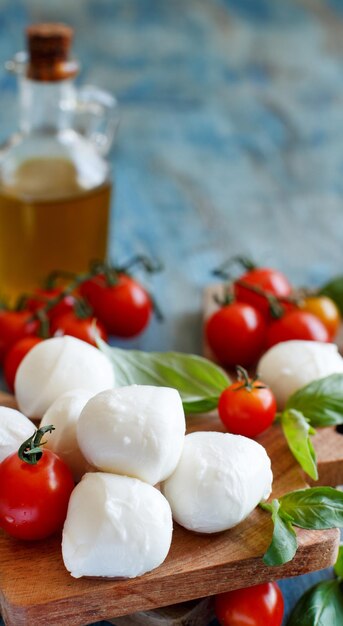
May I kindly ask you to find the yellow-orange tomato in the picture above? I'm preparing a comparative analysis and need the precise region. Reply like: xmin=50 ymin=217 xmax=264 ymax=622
xmin=300 ymin=296 xmax=340 ymax=340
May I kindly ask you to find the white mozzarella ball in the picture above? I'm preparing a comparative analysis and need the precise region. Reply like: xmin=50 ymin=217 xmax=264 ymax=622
xmin=77 ymin=385 xmax=186 ymax=485
xmin=62 ymin=473 xmax=173 ymax=578
xmin=40 ymin=389 xmax=94 ymax=482
xmin=258 ymin=340 xmax=343 ymax=408
xmin=15 ymin=336 xmax=115 ymax=418
xmin=0 ymin=407 xmax=34 ymax=462
xmin=161 ymin=431 xmax=272 ymax=534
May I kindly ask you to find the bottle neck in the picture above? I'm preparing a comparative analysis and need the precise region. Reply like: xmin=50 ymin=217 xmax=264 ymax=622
xmin=19 ymin=77 xmax=76 ymax=134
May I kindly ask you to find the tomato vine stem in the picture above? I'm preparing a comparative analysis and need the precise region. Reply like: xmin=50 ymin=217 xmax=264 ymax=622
xmin=18 ymin=425 xmax=55 ymax=465
xmin=234 ymin=365 xmax=266 ymax=392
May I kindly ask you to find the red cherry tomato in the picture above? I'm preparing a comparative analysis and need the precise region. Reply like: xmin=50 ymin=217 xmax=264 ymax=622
xmin=234 ymin=268 xmax=292 ymax=318
xmin=51 ymin=311 xmax=108 ymax=346
xmin=215 ymin=582 xmax=284 ymax=626
xmin=299 ymin=295 xmax=341 ymax=341
xmin=0 ymin=310 xmax=39 ymax=364
xmin=26 ymin=287 xmax=76 ymax=322
xmin=218 ymin=370 xmax=277 ymax=438
xmin=205 ymin=303 xmax=267 ymax=368
xmin=80 ymin=273 xmax=152 ymax=338
xmin=4 ymin=336 xmax=43 ymax=392
xmin=0 ymin=445 xmax=74 ymax=541
xmin=267 ymin=310 xmax=329 ymax=348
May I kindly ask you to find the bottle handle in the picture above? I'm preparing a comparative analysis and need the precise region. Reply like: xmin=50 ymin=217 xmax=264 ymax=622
xmin=75 ymin=85 xmax=119 ymax=156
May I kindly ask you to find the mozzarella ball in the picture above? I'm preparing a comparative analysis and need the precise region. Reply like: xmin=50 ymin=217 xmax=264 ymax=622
xmin=258 ymin=340 xmax=343 ymax=408
xmin=62 ymin=473 xmax=173 ymax=578
xmin=77 ymin=385 xmax=186 ymax=485
xmin=40 ymin=389 xmax=94 ymax=482
xmin=15 ymin=336 xmax=115 ymax=418
xmin=0 ymin=407 xmax=34 ymax=462
xmin=161 ymin=431 xmax=272 ymax=534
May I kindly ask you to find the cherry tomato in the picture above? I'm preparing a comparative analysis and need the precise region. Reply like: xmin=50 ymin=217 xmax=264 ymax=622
xmin=215 ymin=582 xmax=284 ymax=626
xmin=234 ymin=268 xmax=292 ymax=318
xmin=299 ymin=295 xmax=340 ymax=340
xmin=267 ymin=310 xmax=329 ymax=348
xmin=4 ymin=336 xmax=43 ymax=392
xmin=0 ymin=435 xmax=74 ymax=541
xmin=218 ymin=369 xmax=277 ymax=438
xmin=205 ymin=303 xmax=267 ymax=368
xmin=0 ymin=310 xmax=39 ymax=364
xmin=26 ymin=287 xmax=76 ymax=322
xmin=80 ymin=273 xmax=152 ymax=338
xmin=51 ymin=311 xmax=108 ymax=346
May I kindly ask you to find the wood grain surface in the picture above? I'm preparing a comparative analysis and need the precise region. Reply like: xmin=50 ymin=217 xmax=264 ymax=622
xmin=0 ymin=393 xmax=340 ymax=626
xmin=111 ymin=597 xmax=214 ymax=626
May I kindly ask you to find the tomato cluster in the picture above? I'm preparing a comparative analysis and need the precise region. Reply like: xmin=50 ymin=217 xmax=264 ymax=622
xmin=0 ymin=264 xmax=155 ymax=392
xmin=206 ymin=264 xmax=340 ymax=370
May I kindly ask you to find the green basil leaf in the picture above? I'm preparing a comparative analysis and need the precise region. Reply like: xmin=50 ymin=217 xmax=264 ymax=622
xmin=286 ymin=374 xmax=343 ymax=427
xmin=320 ymin=275 xmax=343 ymax=314
xmin=334 ymin=545 xmax=343 ymax=579
xmin=261 ymin=499 xmax=298 ymax=566
xmin=280 ymin=487 xmax=343 ymax=529
xmin=281 ymin=409 xmax=318 ymax=480
xmin=286 ymin=579 xmax=343 ymax=626
xmin=98 ymin=339 xmax=230 ymax=414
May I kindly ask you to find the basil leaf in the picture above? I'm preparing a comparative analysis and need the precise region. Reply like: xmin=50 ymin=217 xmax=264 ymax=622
xmin=320 ymin=275 xmax=343 ymax=314
xmin=98 ymin=339 xmax=230 ymax=414
xmin=287 ymin=579 xmax=343 ymax=626
xmin=261 ymin=499 xmax=298 ymax=566
xmin=334 ymin=545 xmax=343 ymax=579
xmin=281 ymin=409 xmax=318 ymax=480
xmin=286 ymin=374 xmax=343 ymax=427
xmin=280 ymin=487 xmax=343 ymax=529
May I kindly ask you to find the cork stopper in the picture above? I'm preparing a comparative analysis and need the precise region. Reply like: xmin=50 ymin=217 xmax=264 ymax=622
xmin=26 ymin=23 xmax=79 ymax=81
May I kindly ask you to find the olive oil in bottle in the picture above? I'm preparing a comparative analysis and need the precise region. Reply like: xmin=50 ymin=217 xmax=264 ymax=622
xmin=0 ymin=158 xmax=112 ymax=300
xmin=0 ymin=23 xmax=118 ymax=301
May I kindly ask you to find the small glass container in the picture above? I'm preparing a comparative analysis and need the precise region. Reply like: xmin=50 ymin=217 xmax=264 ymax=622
xmin=0 ymin=23 xmax=119 ymax=302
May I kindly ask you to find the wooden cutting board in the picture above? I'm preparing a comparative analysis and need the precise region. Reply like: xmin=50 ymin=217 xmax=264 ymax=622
xmin=0 ymin=391 xmax=341 ymax=626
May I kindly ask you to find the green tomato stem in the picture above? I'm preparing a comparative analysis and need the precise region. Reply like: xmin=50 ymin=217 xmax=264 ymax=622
xmin=18 ymin=425 xmax=55 ymax=465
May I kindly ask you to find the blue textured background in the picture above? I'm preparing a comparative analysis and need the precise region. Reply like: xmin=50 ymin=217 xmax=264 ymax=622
xmin=0 ymin=0 xmax=342 ymax=624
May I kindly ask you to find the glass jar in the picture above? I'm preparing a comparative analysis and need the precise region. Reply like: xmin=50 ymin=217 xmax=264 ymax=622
xmin=0 ymin=23 xmax=119 ymax=302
